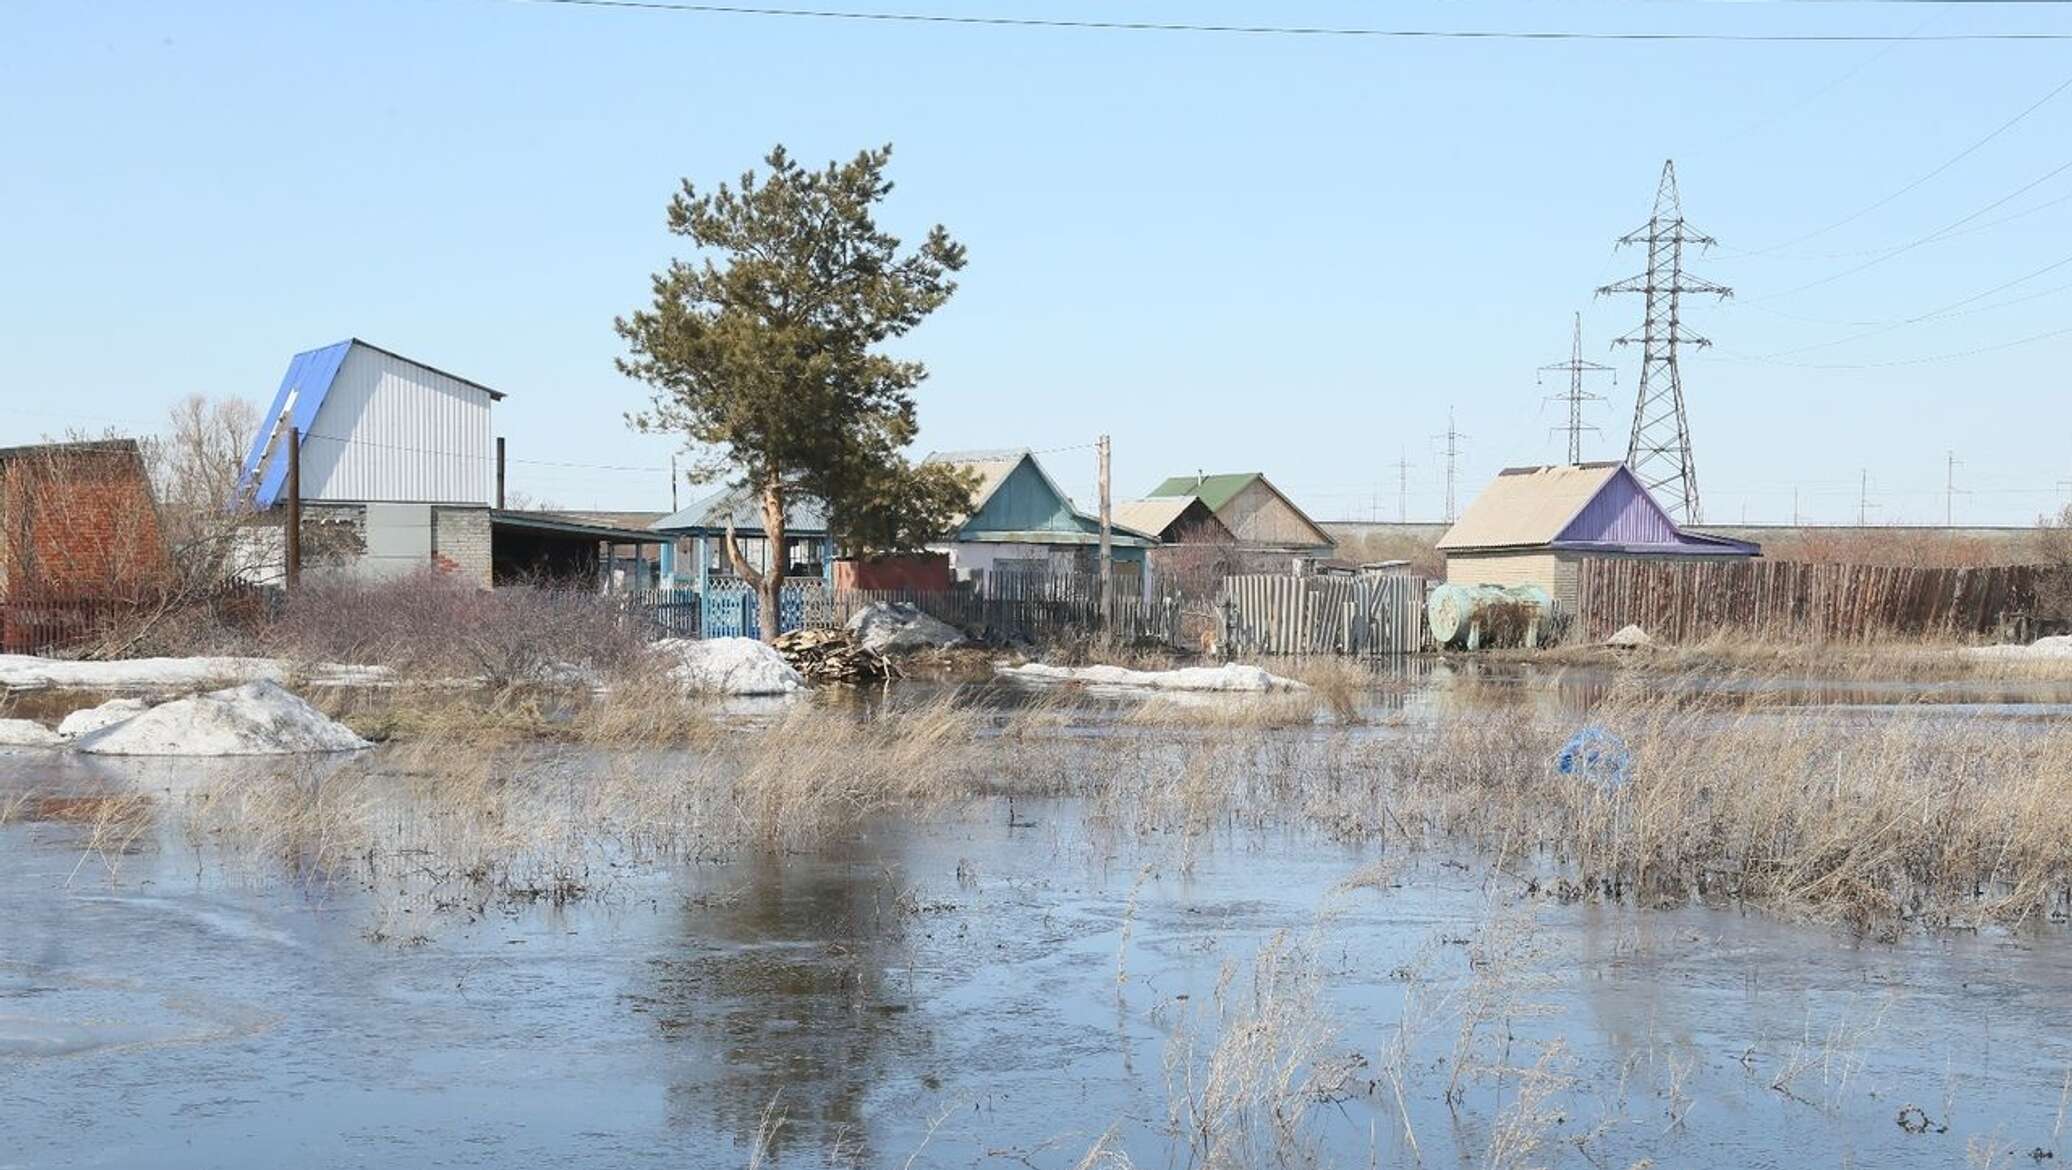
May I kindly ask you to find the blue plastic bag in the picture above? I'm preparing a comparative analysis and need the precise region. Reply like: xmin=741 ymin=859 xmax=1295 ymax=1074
xmin=1555 ymin=726 xmax=1631 ymax=792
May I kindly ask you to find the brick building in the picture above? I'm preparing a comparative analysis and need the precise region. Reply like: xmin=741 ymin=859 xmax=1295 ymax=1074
xmin=0 ymin=440 xmax=172 ymax=651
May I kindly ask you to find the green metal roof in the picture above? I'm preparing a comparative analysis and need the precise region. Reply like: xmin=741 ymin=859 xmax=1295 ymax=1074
xmin=1146 ymin=473 xmax=1261 ymax=513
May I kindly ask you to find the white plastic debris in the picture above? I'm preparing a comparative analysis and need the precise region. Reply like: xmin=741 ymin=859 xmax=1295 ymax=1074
xmin=0 ymin=719 xmax=63 ymax=748
xmin=0 ymin=654 xmax=390 ymax=692
xmin=71 ymin=681 xmax=371 ymax=756
xmin=57 ymin=697 xmax=152 ymax=739
xmin=998 ymin=662 xmax=1305 ymax=692
xmin=845 ymin=602 xmax=968 ymax=654
xmin=652 ymin=638 xmax=805 ymax=696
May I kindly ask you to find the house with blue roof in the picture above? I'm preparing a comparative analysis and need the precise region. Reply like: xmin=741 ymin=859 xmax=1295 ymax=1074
xmin=239 ymin=339 xmax=663 ymax=587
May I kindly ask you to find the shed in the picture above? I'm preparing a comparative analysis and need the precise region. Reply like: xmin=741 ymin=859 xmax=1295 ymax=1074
xmin=1438 ymin=462 xmax=1760 ymax=613
xmin=489 ymin=511 xmax=668 ymax=588
xmin=1144 ymin=472 xmax=1334 ymax=554
xmin=923 ymin=449 xmax=1158 ymax=596
xmin=0 ymin=440 xmax=171 ymax=652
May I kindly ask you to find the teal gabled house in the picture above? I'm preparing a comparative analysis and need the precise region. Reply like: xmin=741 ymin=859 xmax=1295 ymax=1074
xmin=922 ymin=449 xmax=1158 ymax=596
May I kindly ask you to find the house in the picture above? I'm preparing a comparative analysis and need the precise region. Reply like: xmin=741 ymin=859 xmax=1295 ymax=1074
xmin=1437 ymin=462 xmax=1760 ymax=613
xmin=649 ymin=485 xmax=834 ymax=592
xmin=0 ymin=440 xmax=171 ymax=651
xmin=239 ymin=339 xmax=663 ymax=588
xmin=923 ymin=449 xmax=1158 ymax=596
xmin=1144 ymin=472 xmax=1335 ymax=556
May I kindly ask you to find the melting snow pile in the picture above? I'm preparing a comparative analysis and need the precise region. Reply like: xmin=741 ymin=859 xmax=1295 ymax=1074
xmin=71 ymin=681 xmax=371 ymax=756
xmin=999 ymin=662 xmax=1304 ymax=692
xmin=1968 ymin=635 xmax=2072 ymax=662
xmin=57 ymin=698 xmax=150 ymax=739
xmin=652 ymin=638 xmax=805 ymax=695
xmin=0 ymin=719 xmax=63 ymax=748
xmin=846 ymin=602 xmax=968 ymax=654
xmin=0 ymin=654 xmax=389 ymax=691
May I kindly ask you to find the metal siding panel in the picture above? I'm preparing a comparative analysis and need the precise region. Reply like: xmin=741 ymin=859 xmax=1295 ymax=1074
xmin=303 ymin=345 xmax=492 ymax=504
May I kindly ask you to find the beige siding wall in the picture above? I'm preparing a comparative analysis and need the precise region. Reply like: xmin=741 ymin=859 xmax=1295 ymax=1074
xmin=1220 ymin=480 xmax=1325 ymax=548
xmin=1444 ymin=551 xmax=1562 ymax=597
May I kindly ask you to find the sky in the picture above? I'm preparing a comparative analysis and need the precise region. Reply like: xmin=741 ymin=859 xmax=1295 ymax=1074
xmin=5 ymin=0 xmax=2072 ymax=527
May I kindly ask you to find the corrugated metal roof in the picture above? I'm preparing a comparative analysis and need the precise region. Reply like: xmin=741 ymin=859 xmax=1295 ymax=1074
xmin=1112 ymin=497 xmax=1210 ymax=538
xmin=949 ymin=529 xmax=1157 ymax=548
xmin=1146 ymin=472 xmax=1260 ymax=513
xmin=922 ymin=449 xmax=1037 ymax=528
xmin=1437 ymin=463 xmax=1622 ymax=550
xmin=1439 ymin=462 xmax=1760 ymax=557
xmin=649 ymin=485 xmax=829 ymax=534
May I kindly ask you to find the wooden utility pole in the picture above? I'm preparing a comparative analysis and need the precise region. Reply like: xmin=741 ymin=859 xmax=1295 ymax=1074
xmin=285 ymin=427 xmax=302 ymax=590
xmin=669 ymin=453 xmax=679 ymax=513
xmin=1096 ymin=434 xmax=1113 ymax=618
xmin=495 ymin=436 xmax=507 ymax=509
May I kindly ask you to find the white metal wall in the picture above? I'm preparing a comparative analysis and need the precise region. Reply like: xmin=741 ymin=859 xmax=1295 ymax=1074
xmin=298 ymin=346 xmax=494 ymax=504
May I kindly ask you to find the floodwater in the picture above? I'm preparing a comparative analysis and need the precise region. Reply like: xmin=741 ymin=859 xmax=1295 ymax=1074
xmin=4 ymin=669 xmax=2071 ymax=1168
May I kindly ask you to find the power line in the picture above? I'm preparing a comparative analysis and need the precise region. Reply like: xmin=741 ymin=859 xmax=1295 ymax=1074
xmin=1734 ymin=72 xmax=2072 ymax=257
xmin=1725 ymin=247 xmax=2072 ymax=359
xmin=494 ymin=0 xmax=2072 ymax=41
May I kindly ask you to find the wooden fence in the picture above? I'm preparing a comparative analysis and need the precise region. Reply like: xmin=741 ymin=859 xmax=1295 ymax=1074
xmin=1572 ymin=559 xmax=2040 ymax=643
xmin=1218 ymin=573 xmax=1429 ymax=657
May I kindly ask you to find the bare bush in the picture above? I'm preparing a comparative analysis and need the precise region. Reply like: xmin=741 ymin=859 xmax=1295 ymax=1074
xmin=255 ymin=570 xmax=651 ymax=682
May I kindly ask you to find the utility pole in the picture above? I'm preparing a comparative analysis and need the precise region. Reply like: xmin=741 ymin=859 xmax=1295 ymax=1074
xmin=285 ymin=427 xmax=302 ymax=590
xmin=1096 ymin=434 xmax=1113 ymax=617
xmin=1432 ymin=408 xmax=1467 ymax=523
xmin=1393 ymin=450 xmax=1412 ymax=523
xmin=1944 ymin=450 xmax=1961 ymax=527
xmin=1538 ymin=311 xmax=1614 ymax=465
xmin=1597 ymin=160 xmax=1732 ymax=524
xmin=1792 ymin=487 xmax=1800 ymax=526
xmin=495 ymin=436 xmax=506 ymax=510
xmin=1857 ymin=469 xmax=1875 ymax=526
xmin=669 ymin=453 xmax=678 ymax=514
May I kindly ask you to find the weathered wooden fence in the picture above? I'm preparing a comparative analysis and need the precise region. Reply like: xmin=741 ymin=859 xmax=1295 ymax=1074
xmin=1573 ymin=559 xmax=2039 ymax=643
xmin=1218 ymin=573 xmax=1429 ymax=657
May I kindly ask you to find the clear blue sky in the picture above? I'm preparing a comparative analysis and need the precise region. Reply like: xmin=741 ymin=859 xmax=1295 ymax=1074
xmin=6 ymin=0 xmax=2071 ymax=525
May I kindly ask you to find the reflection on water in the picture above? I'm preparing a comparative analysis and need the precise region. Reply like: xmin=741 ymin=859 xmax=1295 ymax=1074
xmin=2 ymin=665 xmax=2070 ymax=1168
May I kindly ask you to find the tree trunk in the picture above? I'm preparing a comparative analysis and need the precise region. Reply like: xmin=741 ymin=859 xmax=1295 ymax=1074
xmin=757 ymin=480 xmax=786 ymax=642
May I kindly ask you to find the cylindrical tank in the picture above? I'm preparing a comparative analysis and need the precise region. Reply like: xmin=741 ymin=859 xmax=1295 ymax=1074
xmin=1427 ymin=583 xmax=1553 ymax=650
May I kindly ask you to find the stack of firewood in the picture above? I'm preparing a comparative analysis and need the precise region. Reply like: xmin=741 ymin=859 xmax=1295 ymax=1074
xmin=772 ymin=627 xmax=900 ymax=683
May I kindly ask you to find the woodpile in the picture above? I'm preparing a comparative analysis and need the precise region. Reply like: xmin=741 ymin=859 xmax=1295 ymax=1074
xmin=772 ymin=628 xmax=899 ymax=684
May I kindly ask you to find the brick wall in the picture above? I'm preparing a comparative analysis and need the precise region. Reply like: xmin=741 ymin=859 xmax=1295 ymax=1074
xmin=432 ymin=506 xmax=492 ymax=588
xmin=0 ymin=443 xmax=170 ymax=602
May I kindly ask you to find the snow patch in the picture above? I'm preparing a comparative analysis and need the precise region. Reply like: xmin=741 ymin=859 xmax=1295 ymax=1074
xmin=58 ymin=697 xmax=152 ymax=739
xmin=999 ymin=662 xmax=1305 ymax=693
xmin=652 ymin=638 xmax=805 ymax=696
xmin=72 ymin=681 xmax=371 ymax=756
xmin=0 ymin=718 xmax=63 ymax=749
xmin=1967 ymin=634 xmax=2072 ymax=661
xmin=0 ymin=655 xmax=390 ymax=692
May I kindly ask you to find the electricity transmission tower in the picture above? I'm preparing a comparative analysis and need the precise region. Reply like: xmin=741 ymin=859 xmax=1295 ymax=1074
xmin=1433 ymin=408 xmax=1468 ymax=522
xmin=1596 ymin=160 xmax=1731 ymax=523
xmin=1537 ymin=311 xmax=1615 ymax=465
xmin=1392 ymin=450 xmax=1413 ymax=523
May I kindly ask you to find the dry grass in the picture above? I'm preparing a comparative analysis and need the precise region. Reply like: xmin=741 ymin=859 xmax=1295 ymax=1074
xmin=1370 ymin=682 xmax=2072 ymax=928
xmin=1519 ymin=630 xmax=2072 ymax=682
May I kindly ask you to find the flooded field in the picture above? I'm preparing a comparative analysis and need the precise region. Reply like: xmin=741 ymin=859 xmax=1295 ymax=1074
xmin=4 ymin=666 xmax=2071 ymax=1168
